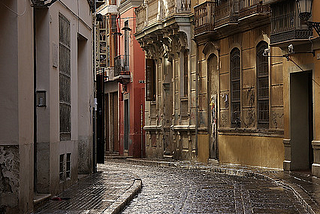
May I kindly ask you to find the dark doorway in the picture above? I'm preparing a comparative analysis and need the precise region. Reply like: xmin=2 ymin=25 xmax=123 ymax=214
xmin=290 ymin=71 xmax=313 ymax=170
xmin=96 ymin=74 xmax=104 ymax=163
xmin=124 ymin=99 xmax=129 ymax=151
xmin=111 ymin=92 xmax=119 ymax=152
xmin=208 ymin=54 xmax=219 ymax=159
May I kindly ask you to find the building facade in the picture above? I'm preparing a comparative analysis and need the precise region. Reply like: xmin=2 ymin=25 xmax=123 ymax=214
xmin=118 ymin=0 xmax=146 ymax=157
xmin=194 ymin=0 xmax=285 ymax=169
xmin=0 ymin=0 xmax=94 ymax=213
xmin=135 ymin=0 xmax=197 ymax=160
xmin=135 ymin=0 xmax=287 ymax=168
xmin=96 ymin=2 xmax=120 ymax=160
xmin=97 ymin=0 xmax=146 ymax=158
xmin=265 ymin=0 xmax=320 ymax=176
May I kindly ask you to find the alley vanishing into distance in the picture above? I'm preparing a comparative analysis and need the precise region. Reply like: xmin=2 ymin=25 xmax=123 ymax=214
xmin=34 ymin=158 xmax=309 ymax=213
xmin=115 ymin=159 xmax=307 ymax=213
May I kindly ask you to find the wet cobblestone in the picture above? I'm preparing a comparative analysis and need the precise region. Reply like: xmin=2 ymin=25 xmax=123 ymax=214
xmin=35 ymin=165 xmax=136 ymax=214
xmin=34 ymin=159 xmax=311 ymax=213
xmin=104 ymin=159 xmax=309 ymax=214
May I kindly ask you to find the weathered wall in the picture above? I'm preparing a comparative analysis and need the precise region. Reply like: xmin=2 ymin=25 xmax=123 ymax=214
xmin=0 ymin=146 xmax=19 ymax=213
xmin=0 ymin=1 xmax=34 ymax=213
xmin=219 ymin=135 xmax=284 ymax=169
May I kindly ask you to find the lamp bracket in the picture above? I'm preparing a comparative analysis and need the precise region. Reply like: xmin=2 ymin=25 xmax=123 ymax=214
xmin=308 ymin=21 xmax=320 ymax=37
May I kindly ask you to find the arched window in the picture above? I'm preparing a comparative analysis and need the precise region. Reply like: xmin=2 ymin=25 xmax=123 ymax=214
xmin=230 ymin=48 xmax=241 ymax=128
xmin=256 ymin=42 xmax=269 ymax=129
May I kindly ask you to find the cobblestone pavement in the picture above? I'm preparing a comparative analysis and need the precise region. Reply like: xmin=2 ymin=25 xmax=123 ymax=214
xmin=35 ymin=164 xmax=138 ymax=214
xmin=104 ymin=159 xmax=309 ymax=214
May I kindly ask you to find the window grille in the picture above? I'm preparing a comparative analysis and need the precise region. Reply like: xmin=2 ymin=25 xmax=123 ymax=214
xmin=230 ymin=48 xmax=241 ymax=128
xmin=183 ymin=50 xmax=188 ymax=97
xmin=257 ymin=42 xmax=269 ymax=129
xmin=146 ymin=59 xmax=156 ymax=101
xmin=59 ymin=14 xmax=71 ymax=141
xmin=59 ymin=154 xmax=64 ymax=181
xmin=66 ymin=153 xmax=71 ymax=179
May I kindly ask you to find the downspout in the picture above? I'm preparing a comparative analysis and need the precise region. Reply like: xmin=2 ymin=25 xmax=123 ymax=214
xmin=33 ymin=7 xmax=38 ymax=193
xmin=195 ymin=42 xmax=199 ymax=156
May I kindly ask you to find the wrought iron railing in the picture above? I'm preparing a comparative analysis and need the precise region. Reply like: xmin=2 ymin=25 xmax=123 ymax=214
xmin=270 ymin=2 xmax=312 ymax=44
xmin=239 ymin=0 xmax=270 ymax=19
xmin=114 ymin=55 xmax=130 ymax=77
xmin=215 ymin=0 xmax=239 ymax=28
xmin=194 ymin=1 xmax=215 ymax=35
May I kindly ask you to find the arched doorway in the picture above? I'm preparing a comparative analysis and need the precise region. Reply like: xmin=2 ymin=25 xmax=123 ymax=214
xmin=208 ymin=54 xmax=219 ymax=159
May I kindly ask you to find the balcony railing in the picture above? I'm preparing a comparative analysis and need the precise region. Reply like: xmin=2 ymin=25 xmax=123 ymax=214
xmin=270 ymin=1 xmax=312 ymax=44
xmin=135 ymin=0 xmax=191 ymax=34
xmin=215 ymin=0 xmax=239 ymax=28
xmin=194 ymin=1 xmax=215 ymax=36
xmin=239 ymin=0 xmax=270 ymax=20
xmin=135 ymin=5 xmax=146 ymax=33
xmin=114 ymin=55 xmax=130 ymax=83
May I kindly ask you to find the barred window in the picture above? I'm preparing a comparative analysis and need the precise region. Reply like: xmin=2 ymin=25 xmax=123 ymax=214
xmin=183 ymin=50 xmax=188 ymax=97
xmin=146 ymin=59 xmax=156 ymax=101
xmin=59 ymin=154 xmax=64 ymax=181
xmin=230 ymin=48 xmax=241 ymax=128
xmin=66 ymin=153 xmax=71 ymax=179
xmin=257 ymin=42 xmax=269 ymax=129
xmin=59 ymin=14 xmax=71 ymax=141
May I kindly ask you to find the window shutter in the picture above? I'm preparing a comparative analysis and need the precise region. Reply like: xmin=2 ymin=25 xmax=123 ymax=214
xmin=146 ymin=59 xmax=156 ymax=101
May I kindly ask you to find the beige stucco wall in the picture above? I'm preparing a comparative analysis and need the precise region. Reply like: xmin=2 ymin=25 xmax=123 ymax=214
xmin=0 ymin=1 xmax=34 ymax=213
xmin=196 ymin=23 xmax=285 ymax=169
xmin=218 ymin=135 xmax=284 ymax=169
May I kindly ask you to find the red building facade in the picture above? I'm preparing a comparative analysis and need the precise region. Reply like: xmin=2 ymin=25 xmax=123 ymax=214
xmin=117 ymin=2 xmax=145 ymax=157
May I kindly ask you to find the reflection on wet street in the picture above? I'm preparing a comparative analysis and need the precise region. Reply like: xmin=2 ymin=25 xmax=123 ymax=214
xmin=105 ymin=159 xmax=308 ymax=214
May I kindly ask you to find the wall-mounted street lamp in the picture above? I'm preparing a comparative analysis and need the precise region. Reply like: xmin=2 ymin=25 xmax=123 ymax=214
xmin=263 ymin=43 xmax=315 ymax=71
xmin=296 ymin=0 xmax=320 ymax=36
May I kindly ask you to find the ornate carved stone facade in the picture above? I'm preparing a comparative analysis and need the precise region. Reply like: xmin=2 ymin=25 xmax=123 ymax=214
xmin=135 ymin=0 xmax=197 ymax=160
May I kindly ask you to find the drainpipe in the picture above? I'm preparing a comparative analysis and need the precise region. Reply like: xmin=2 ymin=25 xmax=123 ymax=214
xmin=195 ymin=43 xmax=199 ymax=156
xmin=33 ymin=7 xmax=38 ymax=193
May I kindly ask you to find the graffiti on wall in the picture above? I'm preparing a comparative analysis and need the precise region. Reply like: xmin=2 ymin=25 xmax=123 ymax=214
xmin=243 ymin=86 xmax=255 ymax=128
xmin=272 ymin=112 xmax=284 ymax=129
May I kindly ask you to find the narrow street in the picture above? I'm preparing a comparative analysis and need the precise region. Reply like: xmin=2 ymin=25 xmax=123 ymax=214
xmin=105 ymin=159 xmax=308 ymax=213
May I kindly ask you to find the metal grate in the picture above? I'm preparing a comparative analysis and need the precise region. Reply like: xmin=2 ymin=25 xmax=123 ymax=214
xmin=230 ymin=48 xmax=241 ymax=128
xmin=59 ymin=13 xmax=71 ymax=141
xmin=257 ymin=42 xmax=269 ymax=129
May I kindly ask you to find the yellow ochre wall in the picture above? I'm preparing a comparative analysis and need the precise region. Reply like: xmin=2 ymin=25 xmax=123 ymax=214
xmin=218 ymin=135 xmax=284 ymax=169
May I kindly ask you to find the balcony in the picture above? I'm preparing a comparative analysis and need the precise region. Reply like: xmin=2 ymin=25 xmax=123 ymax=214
xmin=135 ymin=0 xmax=191 ymax=34
xmin=214 ymin=0 xmax=239 ymax=29
xmin=194 ymin=1 xmax=215 ymax=37
xmin=239 ymin=0 xmax=270 ymax=22
xmin=96 ymin=0 xmax=105 ymax=8
xmin=135 ymin=5 xmax=146 ymax=33
xmin=270 ymin=1 xmax=312 ymax=45
xmin=114 ymin=55 xmax=131 ymax=84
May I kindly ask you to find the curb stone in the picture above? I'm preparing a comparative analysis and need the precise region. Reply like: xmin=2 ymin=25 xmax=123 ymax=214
xmin=102 ymin=178 xmax=142 ymax=214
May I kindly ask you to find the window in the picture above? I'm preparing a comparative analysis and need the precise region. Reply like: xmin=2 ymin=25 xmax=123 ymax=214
xmin=230 ymin=48 xmax=241 ymax=128
xmin=257 ymin=42 xmax=269 ymax=129
xmin=59 ymin=154 xmax=64 ymax=181
xmin=183 ymin=50 xmax=188 ymax=97
xmin=66 ymin=153 xmax=71 ymax=179
xmin=124 ymin=20 xmax=130 ymax=70
xmin=59 ymin=14 xmax=71 ymax=141
xmin=146 ymin=59 xmax=156 ymax=101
